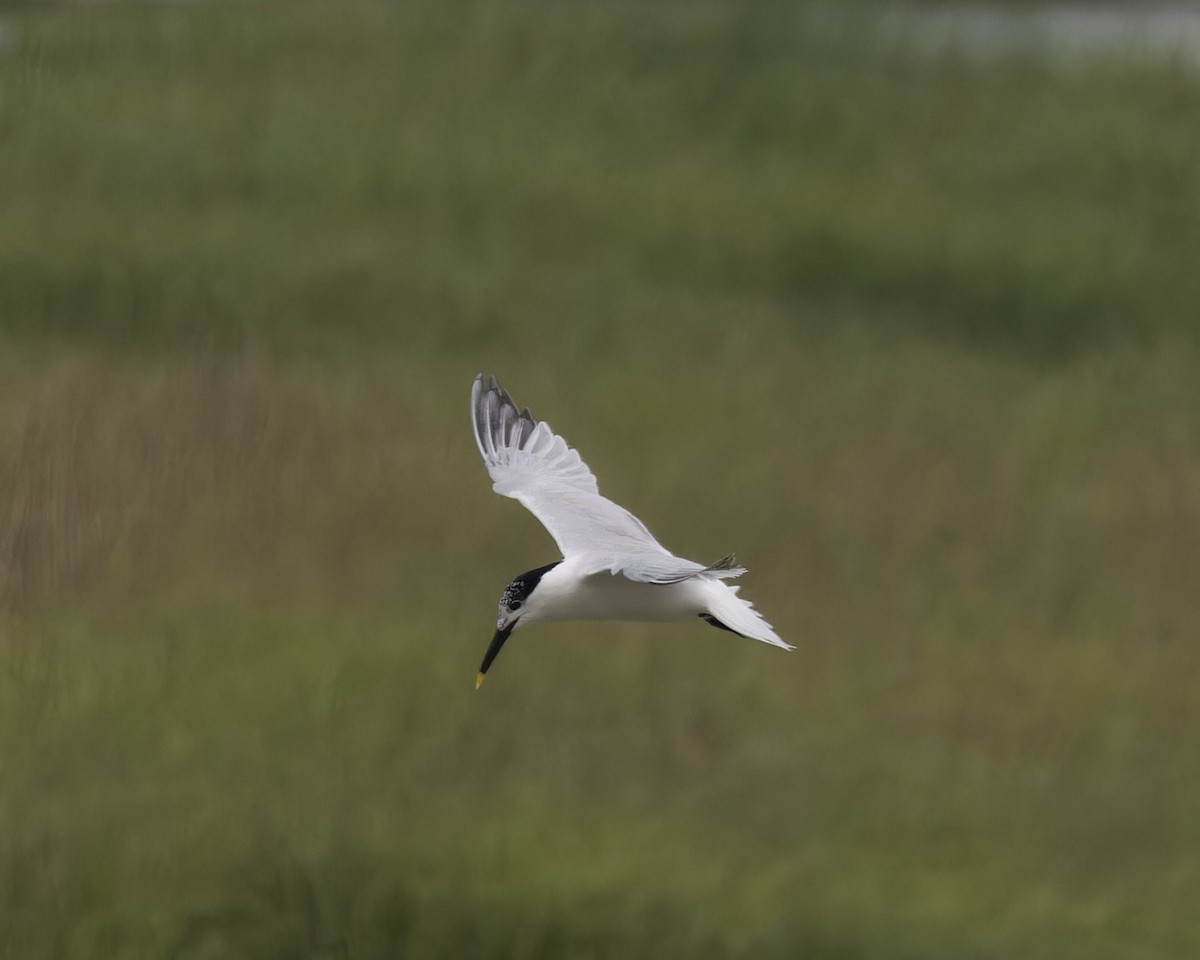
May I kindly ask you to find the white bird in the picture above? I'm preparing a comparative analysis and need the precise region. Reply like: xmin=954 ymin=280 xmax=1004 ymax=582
xmin=471 ymin=374 xmax=791 ymax=688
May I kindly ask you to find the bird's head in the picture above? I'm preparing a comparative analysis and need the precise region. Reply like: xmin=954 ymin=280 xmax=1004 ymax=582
xmin=475 ymin=560 xmax=561 ymax=688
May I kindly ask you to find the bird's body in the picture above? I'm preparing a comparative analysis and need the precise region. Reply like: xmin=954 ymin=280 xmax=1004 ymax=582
xmin=471 ymin=374 xmax=791 ymax=686
xmin=517 ymin=556 xmax=726 ymax=624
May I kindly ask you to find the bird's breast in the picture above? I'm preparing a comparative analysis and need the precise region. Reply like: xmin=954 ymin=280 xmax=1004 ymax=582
xmin=532 ymin=570 xmax=710 ymax=624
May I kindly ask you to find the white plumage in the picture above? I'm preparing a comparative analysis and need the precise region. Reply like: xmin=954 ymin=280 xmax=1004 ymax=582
xmin=471 ymin=374 xmax=791 ymax=687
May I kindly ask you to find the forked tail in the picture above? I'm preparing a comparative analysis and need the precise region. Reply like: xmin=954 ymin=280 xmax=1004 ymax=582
xmin=703 ymin=584 xmax=793 ymax=650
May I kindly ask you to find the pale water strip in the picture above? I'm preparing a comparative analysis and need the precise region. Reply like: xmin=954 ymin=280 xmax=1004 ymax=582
xmin=812 ymin=4 xmax=1200 ymax=66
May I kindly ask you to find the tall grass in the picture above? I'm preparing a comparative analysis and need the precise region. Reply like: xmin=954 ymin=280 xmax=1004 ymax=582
xmin=1 ymin=0 xmax=1198 ymax=357
xmin=1 ymin=1 xmax=1199 ymax=958
xmin=2 ymin=343 xmax=1198 ymax=958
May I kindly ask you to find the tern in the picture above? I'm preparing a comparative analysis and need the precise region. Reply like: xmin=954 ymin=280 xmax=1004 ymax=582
xmin=471 ymin=374 xmax=792 ymax=688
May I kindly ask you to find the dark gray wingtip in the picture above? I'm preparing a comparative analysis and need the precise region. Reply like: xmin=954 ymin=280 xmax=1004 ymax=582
xmin=701 ymin=554 xmax=747 ymax=580
xmin=472 ymin=374 xmax=539 ymax=458
xmin=471 ymin=373 xmax=491 ymax=459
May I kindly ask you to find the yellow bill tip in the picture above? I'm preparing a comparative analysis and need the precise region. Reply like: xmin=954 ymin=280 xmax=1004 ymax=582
xmin=475 ymin=672 xmax=486 ymax=690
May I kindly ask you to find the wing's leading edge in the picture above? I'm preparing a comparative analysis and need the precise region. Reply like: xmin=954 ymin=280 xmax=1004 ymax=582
xmin=472 ymin=374 xmax=729 ymax=582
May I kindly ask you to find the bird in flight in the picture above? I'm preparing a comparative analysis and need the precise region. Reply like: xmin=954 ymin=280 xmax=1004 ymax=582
xmin=471 ymin=374 xmax=791 ymax=688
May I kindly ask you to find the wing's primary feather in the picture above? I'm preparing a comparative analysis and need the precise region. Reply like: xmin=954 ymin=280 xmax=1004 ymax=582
xmin=472 ymin=374 xmax=733 ymax=584
xmin=472 ymin=375 xmax=598 ymax=499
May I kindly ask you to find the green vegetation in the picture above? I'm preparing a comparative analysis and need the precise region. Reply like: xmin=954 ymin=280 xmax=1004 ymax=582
xmin=1 ymin=2 xmax=1198 ymax=958
xmin=3 ymin=0 xmax=1199 ymax=357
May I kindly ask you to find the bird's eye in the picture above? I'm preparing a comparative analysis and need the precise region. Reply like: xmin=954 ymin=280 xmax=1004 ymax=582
xmin=509 ymin=600 xmax=523 ymax=611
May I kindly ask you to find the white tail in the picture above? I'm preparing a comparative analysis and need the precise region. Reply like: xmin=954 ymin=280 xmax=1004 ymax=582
xmin=705 ymin=582 xmax=793 ymax=650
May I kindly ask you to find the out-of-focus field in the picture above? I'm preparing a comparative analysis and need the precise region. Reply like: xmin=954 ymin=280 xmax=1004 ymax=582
xmin=1 ymin=2 xmax=1199 ymax=958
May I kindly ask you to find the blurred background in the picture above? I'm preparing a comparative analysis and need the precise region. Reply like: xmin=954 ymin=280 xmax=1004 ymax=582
xmin=1 ymin=1 xmax=1198 ymax=957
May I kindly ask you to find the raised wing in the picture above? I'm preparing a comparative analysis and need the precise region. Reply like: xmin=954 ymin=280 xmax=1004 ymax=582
xmin=472 ymin=374 xmax=734 ymax=583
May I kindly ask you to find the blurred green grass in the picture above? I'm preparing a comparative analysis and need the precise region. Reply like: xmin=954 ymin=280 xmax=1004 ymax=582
xmin=3 ymin=347 xmax=1199 ymax=959
xmin=2 ymin=0 xmax=1199 ymax=357
xmin=2 ymin=1 xmax=1200 ymax=958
